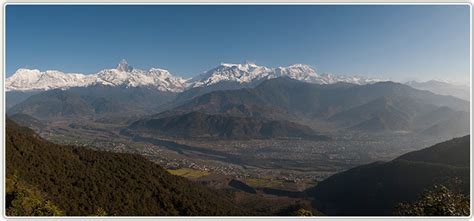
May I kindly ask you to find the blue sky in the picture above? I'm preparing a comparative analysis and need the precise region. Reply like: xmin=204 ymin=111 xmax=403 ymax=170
xmin=6 ymin=5 xmax=471 ymax=82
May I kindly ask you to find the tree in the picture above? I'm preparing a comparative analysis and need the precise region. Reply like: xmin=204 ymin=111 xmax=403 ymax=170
xmin=6 ymin=175 xmax=65 ymax=216
xmin=294 ymin=208 xmax=313 ymax=216
xmin=394 ymin=184 xmax=470 ymax=216
xmin=93 ymin=207 xmax=108 ymax=216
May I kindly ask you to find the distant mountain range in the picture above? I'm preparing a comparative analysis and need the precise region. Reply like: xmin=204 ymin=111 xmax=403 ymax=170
xmin=306 ymin=135 xmax=470 ymax=215
xmin=151 ymin=78 xmax=468 ymax=138
xmin=330 ymin=95 xmax=469 ymax=133
xmin=8 ymin=76 xmax=469 ymax=140
xmin=172 ymin=78 xmax=468 ymax=116
xmin=406 ymin=80 xmax=470 ymax=101
xmin=6 ymin=60 xmax=384 ymax=93
xmin=6 ymin=60 xmax=469 ymax=108
xmin=6 ymin=60 xmax=470 ymax=141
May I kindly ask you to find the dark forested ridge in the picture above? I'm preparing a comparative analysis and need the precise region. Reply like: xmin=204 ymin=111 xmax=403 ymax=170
xmin=305 ymin=135 xmax=470 ymax=216
xmin=9 ymin=113 xmax=46 ymax=131
xmin=126 ymin=111 xmax=329 ymax=140
xmin=397 ymin=135 xmax=470 ymax=167
xmin=5 ymin=118 xmax=246 ymax=216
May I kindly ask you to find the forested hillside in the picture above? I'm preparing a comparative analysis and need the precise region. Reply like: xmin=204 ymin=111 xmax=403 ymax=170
xmin=5 ymin=118 xmax=246 ymax=216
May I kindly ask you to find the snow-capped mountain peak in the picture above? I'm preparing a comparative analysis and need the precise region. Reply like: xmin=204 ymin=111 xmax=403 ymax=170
xmin=6 ymin=68 xmax=95 ymax=91
xmin=188 ymin=62 xmax=382 ymax=88
xmin=92 ymin=61 xmax=188 ymax=92
xmin=6 ymin=61 xmax=187 ymax=92
xmin=274 ymin=64 xmax=318 ymax=81
xmin=218 ymin=62 xmax=260 ymax=70
xmin=8 ymin=68 xmax=42 ymax=83
xmin=189 ymin=62 xmax=273 ymax=88
xmin=116 ymin=59 xmax=133 ymax=72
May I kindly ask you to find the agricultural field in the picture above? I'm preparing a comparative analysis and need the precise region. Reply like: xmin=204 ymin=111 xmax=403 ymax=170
xmin=167 ymin=168 xmax=210 ymax=179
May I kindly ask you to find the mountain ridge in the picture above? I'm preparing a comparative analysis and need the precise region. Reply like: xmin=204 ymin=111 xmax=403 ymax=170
xmin=7 ymin=86 xmax=178 ymax=120
xmin=305 ymin=135 xmax=470 ymax=215
xmin=6 ymin=60 xmax=188 ymax=93
xmin=126 ymin=111 xmax=330 ymax=140
xmin=168 ymin=78 xmax=469 ymax=118
xmin=405 ymin=80 xmax=470 ymax=101
xmin=6 ymin=60 xmax=384 ymax=93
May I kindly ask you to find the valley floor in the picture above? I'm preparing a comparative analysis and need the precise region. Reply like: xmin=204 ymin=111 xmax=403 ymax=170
xmin=39 ymin=118 xmax=446 ymax=193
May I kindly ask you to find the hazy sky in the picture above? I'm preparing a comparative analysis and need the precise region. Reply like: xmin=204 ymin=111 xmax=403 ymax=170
xmin=6 ymin=5 xmax=471 ymax=82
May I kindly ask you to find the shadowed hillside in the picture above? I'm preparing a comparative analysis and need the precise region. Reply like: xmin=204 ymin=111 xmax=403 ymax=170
xmin=127 ymin=111 xmax=329 ymax=140
xmin=305 ymin=136 xmax=470 ymax=216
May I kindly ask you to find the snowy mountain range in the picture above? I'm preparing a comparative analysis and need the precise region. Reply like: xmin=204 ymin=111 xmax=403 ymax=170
xmin=188 ymin=62 xmax=383 ymax=88
xmin=6 ymin=60 xmax=187 ymax=92
xmin=6 ymin=60 xmax=384 ymax=92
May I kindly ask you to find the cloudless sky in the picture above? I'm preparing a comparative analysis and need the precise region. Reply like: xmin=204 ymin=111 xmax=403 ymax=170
xmin=5 ymin=5 xmax=471 ymax=82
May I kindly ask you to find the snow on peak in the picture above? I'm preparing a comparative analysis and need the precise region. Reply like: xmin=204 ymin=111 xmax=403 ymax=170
xmin=6 ymin=61 xmax=384 ymax=93
xmin=189 ymin=62 xmax=382 ymax=88
xmin=116 ymin=59 xmax=133 ymax=72
xmin=6 ymin=68 xmax=95 ymax=92
xmin=274 ymin=64 xmax=318 ymax=82
xmin=190 ymin=62 xmax=273 ymax=88
xmin=6 ymin=61 xmax=187 ymax=92
xmin=317 ymin=73 xmax=383 ymax=85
